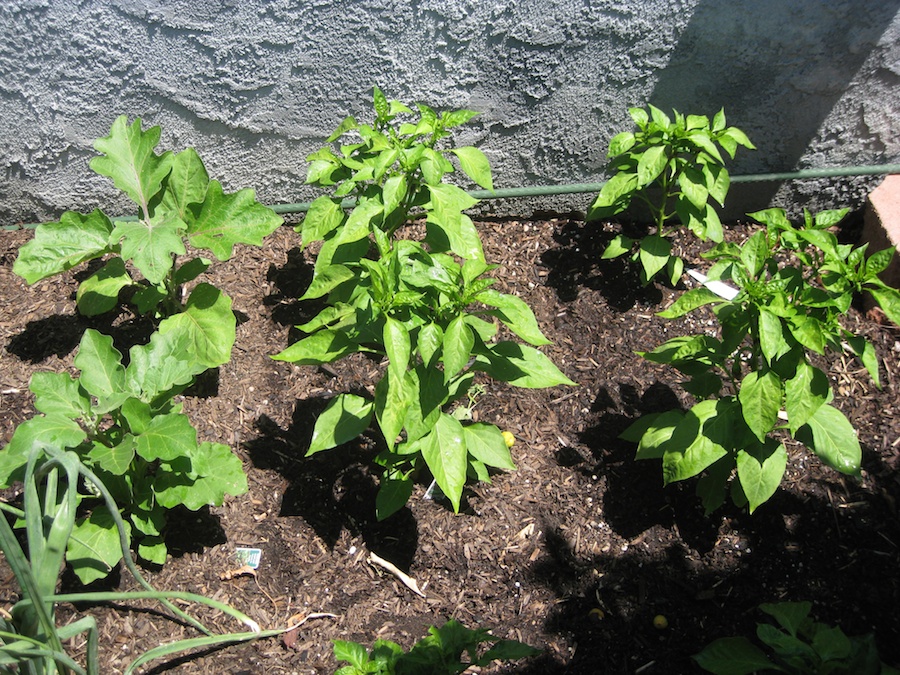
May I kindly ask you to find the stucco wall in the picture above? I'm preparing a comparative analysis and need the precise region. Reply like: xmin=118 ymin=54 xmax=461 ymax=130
xmin=1 ymin=0 xmax=898 ymax=224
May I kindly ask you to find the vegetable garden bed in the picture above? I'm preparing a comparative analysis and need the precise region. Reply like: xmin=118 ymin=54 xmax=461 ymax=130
xmin=2 ymin=210 xmax=898 ymax=673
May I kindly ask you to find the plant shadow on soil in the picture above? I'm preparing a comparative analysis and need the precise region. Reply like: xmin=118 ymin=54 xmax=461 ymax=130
xmin=243 ymin=404 xmax=420 ymax=572
xmin=541 ymin=218 xmax=662 ymax=309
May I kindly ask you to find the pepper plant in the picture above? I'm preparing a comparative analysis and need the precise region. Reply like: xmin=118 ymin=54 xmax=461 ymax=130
xmin=622 ymin=208 xmax=900 ymax=513
xmin=591 ymin=105 xmax=755 ymax=285
xmin=13 ymin=116 xmax=282 ymax=367
xmin=274 ymin=88 xmax=573 ymax=519
xmin=694 ymin=601 xmax=898 ymax=674
xmin=0 ymin=318 xmax=247 ymax=582
xmin=333 ymin=619 xmax=539 ymax=675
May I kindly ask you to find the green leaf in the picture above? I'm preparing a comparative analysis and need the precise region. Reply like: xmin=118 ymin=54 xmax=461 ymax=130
xmin=0 ymin=415 xmax=87 ymax=486
xmin=155 ymin=442 xmax=247 ymax=509
xmin=76 ymin=256 xmax=133 ymax=315
xmin=308 ymin=394 xmax=374 ymax=455
xmin=301 ymin=263 xmax=356 ymax=301
xmin=30 ymin=372 xmax=90 ymax=419
xmin=187 ymin=180 xmax=283 ymax=260
xmin=678 ymin=166 xmax=709 ymax=210
xmin=601 ymin=234 xmax=635 ymax=259
xmin=760 ymin=602 xmax=811 ymax=638
xmin=473 ymin=342 xmax=575 ymax=388
xmin=478 ymin=289 xmax=550 ymax=346
xmin=382 ymin=174 xmax=408 ymax=216
xmin=662 ymin=400 xmax=730 ymax=484
xmin=272 ymin=328 xmax=357 ymax=365
xmin=73 ymin=329 xmax=127 ymax=405
xmin=157 ymin=282 xmax=236 ymax=368
xmin=138 ymin=537 xmax=168 ymax=566
xmin=418 ymin=323 xmax=444 ymax=367
xmin=443 ymin=315 xmax=475 ymax=380
xmin=798 ymin=404 xmax=861 ymax=475
xmin=638 ymin=235 xmax=671 ymax=282
xmin=376 ymin=477 xmax=414 ymax=521
xmin=784 ymin=361 xmax=828 ymax=434
xmin=383 ymin=317 xmax=411 ymax=381
xmin=451 ymin=146 xmax=493 ymax=190
xmin=736 ymin=440 xmax=787 ymax=512
xmin=757 ymin=309 xmax=790 ymax=364
xmin=464 ymin=423 xmax=516 ymax=470
xmin=136 ymin=412 xmax=198 ymax=462
xmin=126 ymin=328 xmax=205 ymax=401
xmin=636 ymin=145 xmax=668 ymax=187
xmin=13 ymin=209 xmax=114 ymax=284
xmin=740 ymin=230 xmax=768 ymax=278
xmin=301 ymin=196 xmax=346 ymax=246
xmin=121 ymin=397 xmax=153 ymax=434
xmin=67 ymin=506 xmax=129 ymax=584
xmin=658 ymin=287 xmax=723 ymax=318
xmin=869 ymin=287 xmax=900 ymax=327
xmin=161 ymin=147 xmax=210 ymax=222
xmin=334 ymin=640 xmax=371 ymax=670
xmin=420 ymin=414 xmax=468 ymax=512
xmin=375 ymin=368 xmax=412 ymax=447
xmin=111 ymin=212 xmax=186 ymax=285
xmin=631 ymin=410 xmax=684 ymax=460
xmin=693 ymin=637 xmax=776 ymax=675
xmin=426 ymin=187 xmax=484 ymax=260
xmin=845 ymin=334 xmax=881 ymax=388
xmin=90 ymin=116 xmax=174 ymax=211
xmin=87 ymin=436 xmax=137 ymax=475
xmin=607 ymin=131 xmax=635 ymax=156
xmin=696 ymin=455 xmax=735 ymax=514
xmin=738 ymin=370 xmax=783 ymax=442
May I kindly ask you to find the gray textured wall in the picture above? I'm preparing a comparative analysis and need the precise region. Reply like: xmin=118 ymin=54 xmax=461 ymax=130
xmin=1 ymin=0 xmax=898 ymax=224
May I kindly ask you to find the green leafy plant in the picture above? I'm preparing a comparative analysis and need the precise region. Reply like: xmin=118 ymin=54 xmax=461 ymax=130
xmin=591 ymin=105 xmax=755 ymax=285
xmin=0 ymin=443 xmax=299 ymax=674
xmin=274 ymin=87 xmax=573 ymax=520
xmin=13 ymin=116 xmax=282 ymax=366
xmin=0 ymin=320 xmax=247 ymax=582
xmin=622 ymin=208 xmax=900 ymax=513
xmin=694 ymin=601 xmax=899 ymax=674
xmin=332 ymin=619 xmax=539 ymax=674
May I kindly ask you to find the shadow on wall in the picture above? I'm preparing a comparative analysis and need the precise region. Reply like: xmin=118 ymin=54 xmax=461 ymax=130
xmin=649 ymin=0 xmax=900 ymax=209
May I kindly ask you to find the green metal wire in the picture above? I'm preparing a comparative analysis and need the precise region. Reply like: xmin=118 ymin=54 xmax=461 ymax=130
xmin=7 ymin=163 xmax=900 ymax=230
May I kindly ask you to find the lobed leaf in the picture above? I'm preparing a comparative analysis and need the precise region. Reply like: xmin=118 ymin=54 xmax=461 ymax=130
xmin=90 ymin=116 xmax=174 ymax=212
xmin=13 ymin=210 xmax=114 ymax=284
xmin=187 ymin=181 xmax=283 ymax=260
xmin=76 ymin=256 xmax=133 ymax=316
xmin=157 ymin=283 xmax=236 ymax=369
xmin=160 ymin=147 xmax=210 ymax=223
xmin=135 ymin=412 xmax=198 ymax=462
xmin=67 ymin=506 xmax=129 ymax=585
xmin=73 ymin=329 xmax=127 ymax=405
xmin=111 ymin=212 xmax=186 ymax=285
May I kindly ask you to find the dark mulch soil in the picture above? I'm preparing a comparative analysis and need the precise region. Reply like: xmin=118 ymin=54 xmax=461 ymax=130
xmin=1 ymin=214 xmax=899 ymax=674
